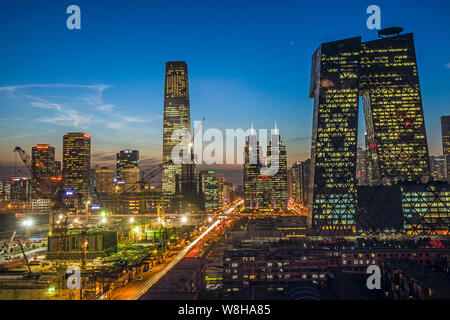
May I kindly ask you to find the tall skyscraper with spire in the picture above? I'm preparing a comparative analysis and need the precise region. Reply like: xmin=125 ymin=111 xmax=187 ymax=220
xmin=243 ymin=122 xmax=287 ymax=212
xmin=162 ymin=61 xmax=191 ymax=195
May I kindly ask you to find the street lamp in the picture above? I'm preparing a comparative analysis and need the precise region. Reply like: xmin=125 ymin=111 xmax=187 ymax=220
xmin=181 ymin=216 xmax=187 ymax=223
xmin=22 ymin=218 xmax=33 ymax=240
xmin=129 ymin=217 xmax=135 ymax=223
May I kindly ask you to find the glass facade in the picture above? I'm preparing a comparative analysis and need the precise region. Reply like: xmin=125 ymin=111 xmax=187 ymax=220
xmin=162 ymin=61 xmax=191 ymax=195
xmin=442 ymin=116 xmax=450 ymax=182
xmin=244 ymin=129 xmax=287 ymax=212
xmin=308 ymin=33 xmax=431 ymax=235
xmin=401 ymin=182 xmax=450 ymax=235
xmin=31 ymin=144 xmax=56 ymax=197
xmin=63 ymin=133 xmax=91 ymax=197
xmin=116 ymin=150 xmax=139 ymax=180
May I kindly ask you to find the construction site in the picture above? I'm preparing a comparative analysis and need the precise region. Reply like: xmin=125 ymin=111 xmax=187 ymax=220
xmin=0 ymin=145 xmax=215 ymax=300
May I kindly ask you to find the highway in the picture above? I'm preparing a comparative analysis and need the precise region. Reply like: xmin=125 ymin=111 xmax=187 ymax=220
xmin=110 ymin=200 xmax=243 ymax=300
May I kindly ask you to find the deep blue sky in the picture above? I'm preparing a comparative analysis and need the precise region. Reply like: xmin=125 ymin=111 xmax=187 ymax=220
xmin=0 ymin=0 xmax=449 ymax=183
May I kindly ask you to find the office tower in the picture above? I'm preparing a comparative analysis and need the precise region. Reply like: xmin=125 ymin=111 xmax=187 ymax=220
xmin=361 ymin=33 xmax=431 ymax=184
xmin=63 ymin=133 xmax=91 ymax=197
xmin=356 ymin=147 xmax=369 ymax=186
xmin=308 ymin=36 xmax=361 ymax=235
xmin=199 ymin=170 xmax=222 ymax=212
xmin=243 ymin=124 xmax=287 ymax=211
xmin=243 ymin=125 xmax=261 ymax=210
xmin=9 ymin=177 xmax=31 ymax=202
xmin=116 ymin=150 xmax=139 ymax=180
xmin=121 ymin=166 xmax=140 ymax=192
xmin=401 ymin=182 xmax=450 ymax=235
xmin=0 ymin=180 xmax=11 ymax=202
xmin=430 ymin=156 xmax=446 ymax=181
xmin=31 ymin=144 xmax=56 ymax=197
xmin=308 ymin=30 xmax=431 ymax=235
xmin=442 ymin=116 xmax=450 ymax=182
xmin=95 ymin=166 xmax=114 ymax=194
xmin=267 ymin=127 xmax=287 ymax=211
xmin=290 ymin=160 xmax=310 ymax=205
xmin=162 ymin=61 xmax=191 ymax=195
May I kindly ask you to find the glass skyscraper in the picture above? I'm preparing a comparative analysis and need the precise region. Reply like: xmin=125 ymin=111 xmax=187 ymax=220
xmin=116 ymin=150 xmax=139 ymax=180
xmin=162 ymin=61 xmax=191 ymax=195
xmin=442 ymin=116 xmax=450 ymax=182
xmin=63 ymin=133 xmax=91 ymax=198
xmin=308 ymin=31 xmax=431 ymax=235
xmin=31 ymin=144 xmax=56 ymax=197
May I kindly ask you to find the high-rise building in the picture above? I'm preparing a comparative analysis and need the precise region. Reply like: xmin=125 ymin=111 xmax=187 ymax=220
xmin=162 ymin=61 xmax=191 ymax=195
xmin=356 ymin=147 xmax=369 ymax=186
xmin=308 ymin=30 xmax=431 ymax=235
xmin=442 ymin=116 xmax=450 ymax=182
xmin=31 ymin=144 xmax=56 ymax=197
xmin=308 ymin=36 xmax=360 ymax=235
xmin=121 ymin=166 xmax=140 ymax=192
xmin=63 ymin=133 xmax=91 ymax=198
xmin=116 ymin=150 xmax=139 ymax=180
xmin=243 ymin=125 xmax=287 ymax=212
xmin=199 ymin=170 xmax=222 ymax=212
xmin=9 ymin=177 xmax=31 ymax=202
xmin=430 ymin=155 xmax=446 ymax=181
xmin=95 ymin=166 xmax=114 ymax=194
xmin=289 ymin=160 xmax=310 ymax=205
xmin=361 ymin=33 xmax=431 ymax=184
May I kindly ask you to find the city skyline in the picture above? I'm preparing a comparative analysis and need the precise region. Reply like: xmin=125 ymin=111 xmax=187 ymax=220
xmin=1 ymin=0 xmax=450 ymax=186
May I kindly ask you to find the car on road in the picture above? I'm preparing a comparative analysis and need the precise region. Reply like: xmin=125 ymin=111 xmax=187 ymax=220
xmin=136 ymin=276 xmax=143 ymax=281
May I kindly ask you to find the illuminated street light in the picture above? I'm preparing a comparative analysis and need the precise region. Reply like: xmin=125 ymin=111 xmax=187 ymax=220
xmin=181 ymin=216 xmax=188 ymax=223
xmin=129 ymin=217 xmax=135 ymax=223
xmin=100 ymin=217 xmax=106 ymax=224
xmin=22 ymin=219 xmax=33 ymax=227
xmin=133 ymin=226 xmax=139 ymax=233
xmin=58 ymin=214 xmax=64 ymax=220
xmin=207 ymin=217 xmax=213 ymax=223
xmin=100 ymin=211 xmax=106 ymax=217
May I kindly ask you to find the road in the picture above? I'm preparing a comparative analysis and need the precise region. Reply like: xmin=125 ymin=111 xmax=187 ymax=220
xmin=109 ymin=200 xmax=243 ymax=300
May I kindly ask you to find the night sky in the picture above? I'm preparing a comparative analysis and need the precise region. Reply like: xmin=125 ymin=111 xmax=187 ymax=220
xmin=0 ymin=0 xmax=449 ymax=185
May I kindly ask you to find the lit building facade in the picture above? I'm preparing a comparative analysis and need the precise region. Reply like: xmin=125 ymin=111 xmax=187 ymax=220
xmin=95 ymin=166 xmax=114 ymax=194
xmin=430 ymin=155 xmax=447 ymax=181
xmin=308 ymin=36 xmax=361 ymax=235
xmin=442 ymin=116 xmax=450 ymax=182
xmin=116 ymin=150 xmax=139 ymax=180
xmin=244 ymin=126 xmax=287 ymax=212
xmin=162 ymin=61 xmax=191 ymax=195
xmin=31 ymin=144 xmax=56 ymax=197
xmin=121 ymin=166 xmax=140 ymax=192
xmin=361 ymin=33 xmax=431 ymax=185
xmin=199 ymin=170 xmax=222 ymax=212
xmin=289 ymin=160 xmax=310 ymax=205
xmin=63 ymin=133 xmax=91 ymax=198
xmin=401 ymin=182 xmax=450 ymax=235
xmin=308 ymin=31 xmax=431 ymax=235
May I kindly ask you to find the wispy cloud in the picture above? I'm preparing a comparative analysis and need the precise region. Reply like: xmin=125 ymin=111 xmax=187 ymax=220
xmin=0 ymin=83 xmax=154 ymax=131
xmin=446 ymin=63 xmax=450 ymax=69
xmin=0 ymin=133 xmax=41 ymax=142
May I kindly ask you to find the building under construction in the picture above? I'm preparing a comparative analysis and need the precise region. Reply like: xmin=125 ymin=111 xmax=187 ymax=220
xmin=47 ymin=229 xmax=117 ymax=260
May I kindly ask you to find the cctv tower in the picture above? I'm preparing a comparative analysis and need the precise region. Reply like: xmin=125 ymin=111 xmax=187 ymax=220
xmin=307 ymin=29 xmax=431 ymax=235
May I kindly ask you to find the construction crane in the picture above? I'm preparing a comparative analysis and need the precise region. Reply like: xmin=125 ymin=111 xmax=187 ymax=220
xmin=17 ymin=239 xmax=39 ymax=279
xmin=13 ymin=146 xmax=32 ymax=175
xmin=6 ymin=231 xmax=16 ymax=258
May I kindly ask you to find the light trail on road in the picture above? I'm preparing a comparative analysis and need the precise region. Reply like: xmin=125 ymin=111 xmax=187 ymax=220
xmin=127 ymin=200 xmax=243 ymax=300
